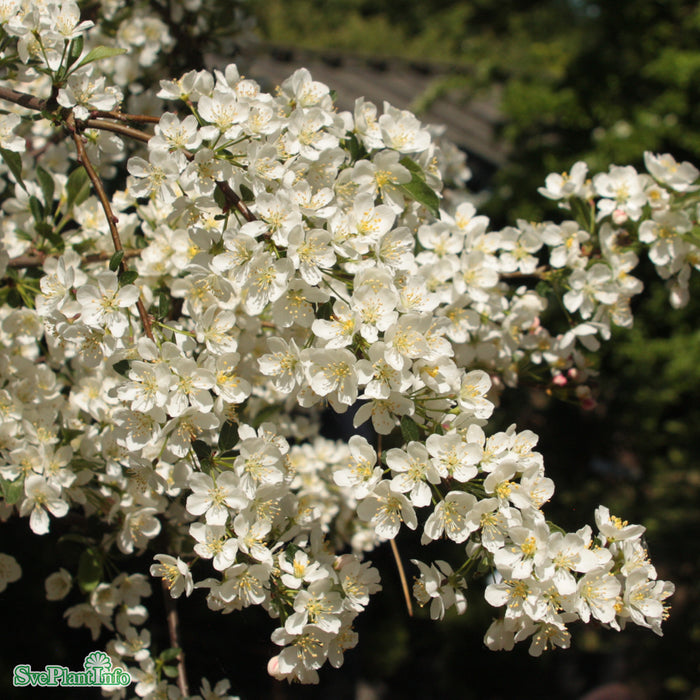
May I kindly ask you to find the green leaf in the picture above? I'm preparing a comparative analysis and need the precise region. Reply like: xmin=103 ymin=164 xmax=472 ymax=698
xmin=36 ymin=166 xmax=55 ymax=209
xmin=29 ymin=195 xmax=44 ymax=222
xmin=72 ymin=238 xmax=96 ymax=254
xmin=159 ymin=648 xmax=182 ymax=662
xmin=75 ymin=46 xmax=128 ymax=71
xmin=109 ymin=250 xmax=124 ymax=271
xmin=0 ymin=54 xmax=20 ymax=70
xmin=535 ymin=280 xmax=551 ymax=298
xmin=162 ymin=665 xmax=179 ymax=678
xmin=399 ymin=179 xmax=440 ymax=218
xmin=569 ymin=196 xmax=595 ymax=233
xmin=65 ymin=167 xmax=90 ymax=211
xmin=252 ymin=403 xmax=280 ymax=428
xmin=7 ymin=288 xmax=22 ymax=308
xmin=67 ymin=35 xmax=84 ymax=68
xmin=315 ymin=300 xmax=333 ymax=321
xmin=343 ymin=134 xmax=366 ymax=162
xmin=112 ymin=359 xmax=130 ymax=377
xmin=0 ymin=147 xmax=26 ymax=191
xmin=397 ymin=158 xmax=441 ymax=218
xmin=1 ymin=476 xmax=24 ymax=505
xmin=35 ymin=221 xmax=57 ymax=243
xmin=154 ymin=288 xmax=171 ymax=319
xmin=218 ymin=421 xmax=238 ymax=451
xmin=77 ymin=548 xmax=102 ymax=593
xmin=283 ymin=543 xmax=301 ymax=563
xmin=213 ymin=185 xmax=227 ymax=211
xmin=118 ymin=270 xmax=138 ymax=286
xmin=400 ymin=415 xmax=421 ymax=443
xmin=192 ymin=440 xmax=212 ymax=463
xmin=35 ymin=218 xmax=64 ymax=253
xmin=61 ymin=427 xmax=83 ymax=443
xmin=399 ymin=156 xmax=424 ymax=176
xmin=239 ymin=184 xmax=254 ymax=202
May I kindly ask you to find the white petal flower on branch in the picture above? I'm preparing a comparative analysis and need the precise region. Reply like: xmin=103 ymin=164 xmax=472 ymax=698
xmin=357 ymin=481 xmax=417 ymax=539
xmin=19 ymin=474 xmax=69 ymax=534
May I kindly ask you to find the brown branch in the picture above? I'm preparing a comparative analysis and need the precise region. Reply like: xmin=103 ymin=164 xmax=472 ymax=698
xmin=500 ymin=265 xmax=547 ymax=280
xmin=161 ymin=579 xmax=190 ymax=698
xmin=0 ymin=84 xmax=258 ymax=306
xmin=83 ymin=120 xmax=257 ymax=223
xmin=215 ymin=180 xmax=256 ymax=223
xmin=84 ymin=118 xmax=152 ymax=143
xmin=69 ymin=113 xmax=154 ymax=341
xmin=390 ymin=538 xmax=414 ymax=617
xmin=0 ymin=84 xmax=256 ymax=225
xmin=7 ymin=248 xmax=142 ymax=269
xmin=0 ymin=85 xmax=47 ymax=113
xmin=70 ymin=117 xmax=122 ymax=253
xmin=89 ymin=109 xmax=161 ymax=124
xmin=377 ymin=435 xmax=414 ymax=618
xmin=80 ymin=121 xmax=258 ymax=225
xmin=0 ymin=85 xmax=155 ymax=144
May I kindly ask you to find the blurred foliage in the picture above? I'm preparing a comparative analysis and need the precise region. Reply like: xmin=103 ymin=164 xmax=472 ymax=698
xmin=252 ymin=0 xmax=700 ymax=223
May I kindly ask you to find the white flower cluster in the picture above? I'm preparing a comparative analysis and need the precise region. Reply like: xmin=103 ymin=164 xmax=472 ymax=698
xmin=481 ymin=503 xmax=673 ymax=655
xmin=44 ymin=566 xmax=236 ymax=699
xmin=0 ymin=0 xmax=692 ymax=691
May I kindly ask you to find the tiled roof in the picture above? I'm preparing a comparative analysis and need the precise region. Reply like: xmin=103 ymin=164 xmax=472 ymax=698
xmin=214 ymin=43 xmax=507 ymax=169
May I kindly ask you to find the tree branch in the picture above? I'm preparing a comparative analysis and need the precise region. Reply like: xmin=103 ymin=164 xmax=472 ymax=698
xmin=89 ymin=109 xmax=161 ymax=124
xmin=215 ymin=180 xmax=256 ymax=223
xmin=84 ymin=118 xmax=153 ymax=143
xmin=161 ymin=579 xmax=190 ymax=698
xmin=500 ymin=266 xmax=547 ymax=280
xmin=0 ymin=84 xmax=258 ymax=225
xmin=378 ymin=435 xmax=414 ymax=617
xmin=390 ymin=538 xmax=414 ymax=617
xmin=7 ymin=248 xmax=142 ymax=269
xmin=0 ymin=85 xmax=47 ymax=112
xmin=68 ymin=113 xmax=154 ymax=341
xmin=0 ymin=81 xmax=259 ymax=333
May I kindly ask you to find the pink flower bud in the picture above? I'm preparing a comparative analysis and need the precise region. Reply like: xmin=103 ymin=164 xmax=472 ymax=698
xmin=267 ymin=655 xmax=284 ymax=680
xmin=612 ymin=208 xmax=628 ymax=225
xmin=552 ymin=374 xmax=567 ymax=387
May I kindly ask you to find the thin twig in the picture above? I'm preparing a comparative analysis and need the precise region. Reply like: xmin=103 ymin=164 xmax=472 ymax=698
xmin=377 ymin=434 xmax=414 ymax=617
xmin=161 ymin=579 xmax=190 ymax=698
xmin=68 ymin=113 xmax=154 ymax=340
xmin=85 ymin=120 xmax=257 ymax=224
xmin=84 ymin=118 xmax=152 ymax=143
xmin=500 ymin=266 xmax=547 ymax=280
xmin=90 ymin=109 xmax=161 ymax=124
xmin=0 ymin=84 xmax=257 ymax=225
xmin=390 ymin=539 xmax=414 ymax=617
xmin=0 ymin=85 xmax=259 ymax=333
xmin=7 ymin=248 xmax=142 ymax=269
xmin=70 ymin=117 xmax=122 ymax=252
